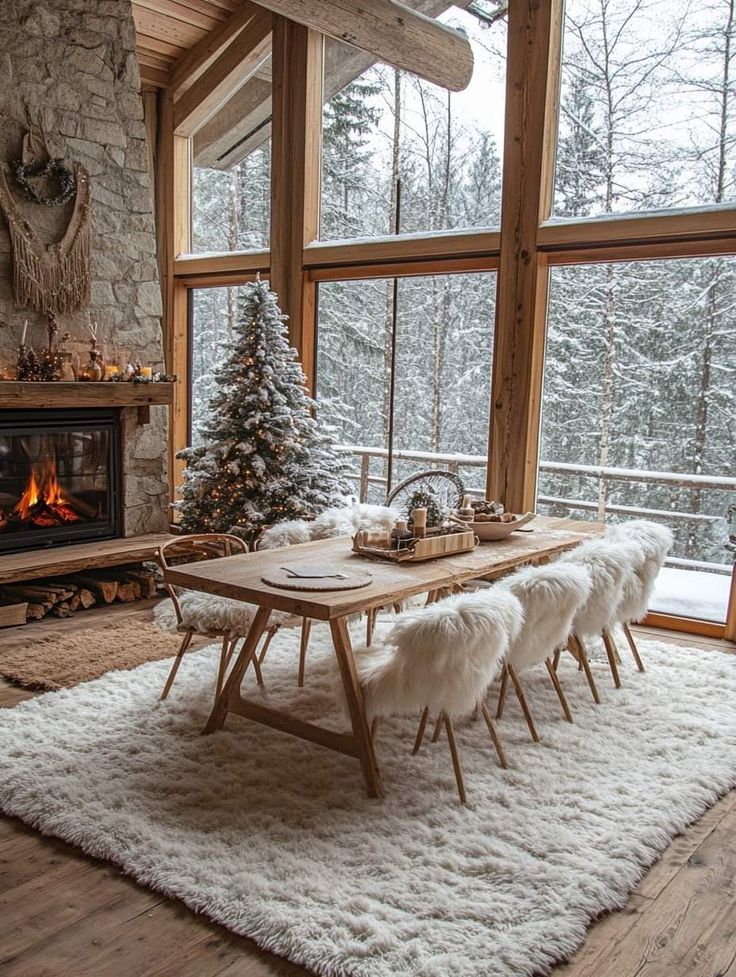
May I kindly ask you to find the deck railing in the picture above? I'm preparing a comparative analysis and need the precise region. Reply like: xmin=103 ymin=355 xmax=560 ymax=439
xmin=335 ymin=444 xmax=736 ymax=572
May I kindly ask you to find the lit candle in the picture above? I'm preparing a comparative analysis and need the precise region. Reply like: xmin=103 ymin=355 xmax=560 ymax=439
xmin=20 ymin=319 xmax=27 ymax=346
xmin=105 ymin=364 xmax=120 ymax=379
xmin=140 ymin=366 xmax=153 ymax=379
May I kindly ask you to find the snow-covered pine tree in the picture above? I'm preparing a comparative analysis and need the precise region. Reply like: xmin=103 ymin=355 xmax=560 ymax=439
xmin=176 ymin=277 xmax=351 ymax=538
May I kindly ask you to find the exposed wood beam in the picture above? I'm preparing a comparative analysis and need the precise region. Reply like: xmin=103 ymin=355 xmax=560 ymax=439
xmin=138 ymin=63 xmax=171 ymax=88
xmin=487 ymin=0 xmax=563 ymax=512
xmin=173 ymin=6 xmax=272 ymax=135
xmin=169 ymin=0 xmax=266 ymax=95
xmin=250 ymin=0 xmax=473 ymax=92
xmin=269 ymin=18 xmax=323 ymax=388
xmin=193 ymin=0 xmax=464 ymax=168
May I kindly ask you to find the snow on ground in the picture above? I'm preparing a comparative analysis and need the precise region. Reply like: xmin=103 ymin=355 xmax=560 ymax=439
xmin=650 ymin=566 xmax=731 ymax=622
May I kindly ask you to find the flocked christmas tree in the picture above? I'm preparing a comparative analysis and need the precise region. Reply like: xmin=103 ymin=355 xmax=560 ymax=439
xmin=176 ymin=276 xmax=350 ymax=538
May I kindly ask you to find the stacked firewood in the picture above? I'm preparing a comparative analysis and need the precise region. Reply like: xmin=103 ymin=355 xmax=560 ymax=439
xmin=0 ymin=563 xmax=161 ymax=622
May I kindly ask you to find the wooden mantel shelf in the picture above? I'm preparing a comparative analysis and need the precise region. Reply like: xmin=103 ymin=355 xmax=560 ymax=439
xmin=0 ymin=381 xmax=174 ymax=409
xmin=0 ymin=381 xmax=174 ymax=424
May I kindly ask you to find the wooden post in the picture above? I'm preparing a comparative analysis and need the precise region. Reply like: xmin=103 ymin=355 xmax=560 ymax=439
xmin=726 ymin=563 xmax=736 ymax=643
xmin=269 ymin=17 xmax=323 ymax=392
xmin=157 ymin=90 xmax=191 ymax=499
xmin=487 ymin=0 xmax=563 ymax=512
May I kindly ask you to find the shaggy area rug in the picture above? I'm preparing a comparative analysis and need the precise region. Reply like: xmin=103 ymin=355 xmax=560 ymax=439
xmin=0 ymin=623 xmax=734 ymax=977
xmin=0 ymin=620 xmax=184 ymax=690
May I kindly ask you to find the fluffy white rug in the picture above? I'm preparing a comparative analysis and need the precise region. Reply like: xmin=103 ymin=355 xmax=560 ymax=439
xmin=0 ymin=623 xmax=734 ymax=977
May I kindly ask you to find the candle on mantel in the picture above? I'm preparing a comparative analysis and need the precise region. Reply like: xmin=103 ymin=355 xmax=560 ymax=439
xmin=140 ymin=366 xmax=153 ymax=379
xmin=105 ymin=364 xmax=120 ymax=379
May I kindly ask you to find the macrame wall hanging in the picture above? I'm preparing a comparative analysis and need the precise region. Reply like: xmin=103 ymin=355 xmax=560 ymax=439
xmin=0 ymin=128 xmax=91 ymax=316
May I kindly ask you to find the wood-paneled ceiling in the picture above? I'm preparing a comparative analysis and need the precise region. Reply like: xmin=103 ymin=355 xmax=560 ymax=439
xmin=133 ymin=0 xmax=242 ymax=86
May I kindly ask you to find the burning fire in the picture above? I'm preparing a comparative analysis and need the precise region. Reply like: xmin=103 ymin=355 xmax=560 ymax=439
xmin=12 ymin=458 xmax=81 ymax=528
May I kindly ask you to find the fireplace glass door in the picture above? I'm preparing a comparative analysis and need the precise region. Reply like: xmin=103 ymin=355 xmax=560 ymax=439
xmin=0 ymin=409 xmax=121 ymax=553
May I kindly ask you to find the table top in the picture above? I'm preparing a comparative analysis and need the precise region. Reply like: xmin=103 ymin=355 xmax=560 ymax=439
xmin=164 ymin=516 xmax=601 ymax=621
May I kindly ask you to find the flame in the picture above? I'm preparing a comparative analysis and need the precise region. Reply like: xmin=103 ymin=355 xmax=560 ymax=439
xmin=12 ymin=458 xmax=81 ymax=527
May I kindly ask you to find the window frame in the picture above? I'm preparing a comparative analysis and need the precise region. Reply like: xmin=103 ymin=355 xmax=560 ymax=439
xmin=160 ymin=1 xmax=736 ymax=641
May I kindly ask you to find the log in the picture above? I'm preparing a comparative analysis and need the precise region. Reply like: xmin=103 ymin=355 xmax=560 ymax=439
xmin=126 ymin=569 xmax=158 ymax=599
xmin=69 ymin=576 xmax=118 ymax=604
xmin=68 ymin=593 xmax=81 ymax=612
xmin=25 ymin=603 xmax=46 ymax=620
xmin=0 ymin=585 xmax=58 ymax=612
xmin=77 ymin=588 xmax=96 ymax=610
xmin=250 ymin=0 xmax=474 ymax=91
xmin=0 ymin=602 xmax=28 ymax=628
xmin=51 ymin=602 xmax=73 ymax=618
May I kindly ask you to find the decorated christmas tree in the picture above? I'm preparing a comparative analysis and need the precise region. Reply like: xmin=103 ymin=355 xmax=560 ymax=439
xmin=176 ymin=277 xmax=350 ymax=538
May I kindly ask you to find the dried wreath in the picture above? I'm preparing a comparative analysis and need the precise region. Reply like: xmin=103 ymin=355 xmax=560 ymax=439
xmin=11 ymin=157 xmax=76 ymax=206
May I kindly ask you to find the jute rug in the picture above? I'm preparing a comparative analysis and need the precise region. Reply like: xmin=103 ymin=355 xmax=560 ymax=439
xmin=0 ymin=620 xmax=184 ymax=690
xmin=0 ymin=622 xmax=734 ymax=977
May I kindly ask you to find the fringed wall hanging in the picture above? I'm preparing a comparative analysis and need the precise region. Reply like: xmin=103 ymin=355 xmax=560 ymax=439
xmin=0 ymin=141 xmax=91 ymax=316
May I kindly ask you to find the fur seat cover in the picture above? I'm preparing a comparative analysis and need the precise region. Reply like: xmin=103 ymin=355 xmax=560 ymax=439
xmin=259 ymin=503 xmax=399 ymax=549
xmin=351 ymin=590 xmax=523 ymax=720
xmin=606 ymin=520 xmax=674 ymax=623
xmin=154 ymin=593 xmax=292 ymax=634
xmin=559 ymin=538 xmax=642 ymax=638
xmin=497 ymin=563 xmax=591 ymax=670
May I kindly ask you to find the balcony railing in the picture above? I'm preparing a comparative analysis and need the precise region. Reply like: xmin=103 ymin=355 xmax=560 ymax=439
xmin=335 ymin=444 xmax=736 ymax=573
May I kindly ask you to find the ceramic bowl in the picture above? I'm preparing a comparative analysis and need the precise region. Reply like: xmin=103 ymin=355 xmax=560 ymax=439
xmin=472 ymin=511 xmax=536 ymax=541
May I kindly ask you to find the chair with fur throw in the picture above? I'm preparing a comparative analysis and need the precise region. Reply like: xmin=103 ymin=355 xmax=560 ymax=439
xmin=494 ymin=562 xmax=593 ymax=740
xmin=351 ymin=589 xmax=523 ymax=803
xmin=257 ymin=502 xmax=400 ymax=683
xmin=556 ymin=537 xmax=643 ymax=689
xmin=605 ymin=520 xmax=673 ymax=672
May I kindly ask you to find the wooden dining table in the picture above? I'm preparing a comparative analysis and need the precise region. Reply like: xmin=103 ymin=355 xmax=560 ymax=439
xmin=164 ymin=515 xmax=601 ymax=798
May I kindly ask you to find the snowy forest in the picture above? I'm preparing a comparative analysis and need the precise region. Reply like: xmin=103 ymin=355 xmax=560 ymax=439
xmin=190 ymin=0 xmax=736 ymax=588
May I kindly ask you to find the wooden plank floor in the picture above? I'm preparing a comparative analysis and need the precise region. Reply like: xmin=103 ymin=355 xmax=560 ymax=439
xmin=0 ymin=604 xmax=734 ymax=977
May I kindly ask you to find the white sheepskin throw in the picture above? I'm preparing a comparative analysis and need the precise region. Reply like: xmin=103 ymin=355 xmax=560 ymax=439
xmin=1 ymin=625 xmax=735 ymax=977
xmin=354 ymin=590 xmax=523 ymax=719
xmin=311 ymin=502 xmax=400 ymax=540
xmin=154 ymin=593 xmax=258 ymax=634
xmin=259 ymin=519 xmax=312 ymax=549
xmin=607 ymin=520 xmax=674 ymax=623
xmin=559 ymin=538 xmax=642 ymax=638
xmin=497 ymin=563 xmax=591 ymax=670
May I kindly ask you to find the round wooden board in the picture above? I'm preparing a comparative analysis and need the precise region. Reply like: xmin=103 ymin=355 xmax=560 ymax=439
xmin=261 ymin=567 xmax=373 ymax=592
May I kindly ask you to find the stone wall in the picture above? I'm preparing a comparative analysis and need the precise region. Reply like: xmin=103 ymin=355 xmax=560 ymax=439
xmin=0 ymin=0 xmax=168 ymax=536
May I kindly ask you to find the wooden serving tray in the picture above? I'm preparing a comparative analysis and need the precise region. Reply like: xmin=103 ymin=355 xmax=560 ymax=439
xmin=352 ymin=528 xmax=477 ymax=563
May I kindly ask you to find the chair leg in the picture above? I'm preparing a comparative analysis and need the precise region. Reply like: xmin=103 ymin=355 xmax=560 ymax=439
xmin=480 ymin=703 xmax=507 ymax=768
xmin=412 ymin=706 xmax=430 ymax=754
xmin=251 ymin=644 xmax=265 ymax=687
xmin=552 ymin=648 xmax=562 ymax=672
xmin=443 ymin=713 xmax=467 ymax=804
xmin=366 ymin=608 xmax=376 ymax=647
xmin=508 ymin=664 xmax=540 ymax=743
xmin=160 ymin=627 xmax=194 ymax=700
xmin=496 ymin=665 xmax=509 ymax=719
xmin=370 ymin=716 xmax=378 ymax=740
xmin=258 ymin=626 xmax=278 ymax=665
xmin=623 ymin=621 xmax=646 ymax=672
xmin=571 ymin=633 xmax=601 ymax=704
xmin=298 ymin=618 xmax=312 ymax=688
xmin=602 ymin=629 xmax=622 ymax=689
xmin=215 ymin=633 xmax=233 ymax=699
xmin=545 ymin=658 xmax=573 ymax=723
xmin=431 ymin=714 xmax=444 ymax=742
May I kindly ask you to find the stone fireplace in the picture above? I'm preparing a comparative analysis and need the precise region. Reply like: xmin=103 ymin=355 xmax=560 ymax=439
xmin=0 ymin=0 xmax=169 ymax=542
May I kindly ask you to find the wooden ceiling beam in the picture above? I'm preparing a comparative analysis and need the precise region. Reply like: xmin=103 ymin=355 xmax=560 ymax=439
xmin=173 ymin=5 xmax=271 ymax=135
xmin=169 ymin=0 xmax=266 ymax=96
xmin=249 ymin=0 xmax=473 ymax=91
xmin=192 ymin=0 xmax=465 ymax=168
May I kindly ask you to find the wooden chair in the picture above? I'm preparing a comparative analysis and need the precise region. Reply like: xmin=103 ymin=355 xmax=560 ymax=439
xmin=353 ymin=589 xmax=523 ymax=803
xmin=157 ymin=534 xmax=265 ymax=701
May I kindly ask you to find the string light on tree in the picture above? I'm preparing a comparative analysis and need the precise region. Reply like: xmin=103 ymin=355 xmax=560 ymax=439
xmin=176 ymin=276 xmax=350 ymax=540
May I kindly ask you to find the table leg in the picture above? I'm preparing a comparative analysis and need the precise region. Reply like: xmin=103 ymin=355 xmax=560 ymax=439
xmin=330 ymin=616 xmax=384 ymax=799
xmin=202 ymin=606 xmax=272 ymax=734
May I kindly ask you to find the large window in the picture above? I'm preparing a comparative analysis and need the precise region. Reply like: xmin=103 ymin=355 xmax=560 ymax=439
xmin=320 ymin=7 xmax=507 ymax=240
xmin=316 ymin=270 xmax=496 ymax=500
xmin=554 ymin=0 xmax=736 ymax=218
xmin=537 ymin=256 xmax=736 ymax=622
